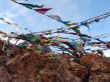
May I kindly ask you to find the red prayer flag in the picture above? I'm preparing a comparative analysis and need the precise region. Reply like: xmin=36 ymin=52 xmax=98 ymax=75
xmin=34 ymin=8 xmax=52 ymax=14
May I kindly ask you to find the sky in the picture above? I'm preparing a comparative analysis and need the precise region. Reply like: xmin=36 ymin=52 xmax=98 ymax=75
xmin=0 ymin=0 xmax=110 ymax=56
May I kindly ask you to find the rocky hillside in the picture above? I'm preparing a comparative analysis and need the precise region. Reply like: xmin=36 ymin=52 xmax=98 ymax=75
xmin=0 ymin=40 xmax=110 ymax=82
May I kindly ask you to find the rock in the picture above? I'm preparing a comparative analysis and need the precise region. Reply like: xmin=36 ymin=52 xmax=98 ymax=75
xmin=0 ymin=66 xmax=11 ymax=82
xmin=89 ymin=73 xmax=110 ymax=82
xmin=11 ymin=74 xmax=27 ymax=82
xmin=70 ymin=61 xmax=88 ymax=80
xmin=80 ymin=54 xmax=110 ymax=82
xmin=0 ymin=40 xmax=110 ymax=82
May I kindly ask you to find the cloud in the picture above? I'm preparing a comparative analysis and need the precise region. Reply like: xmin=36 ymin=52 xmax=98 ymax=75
xmin=104 ymin=49 xmax=110 ymax=57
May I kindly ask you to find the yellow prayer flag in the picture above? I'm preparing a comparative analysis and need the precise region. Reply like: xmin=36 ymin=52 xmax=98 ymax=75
xmin=66 ymin=22 xmax=78 ymax=26
xmin=53 ymin=35 xmax=60 ymax=40
xmin=93 ymin=43 xmax=97 ymax=47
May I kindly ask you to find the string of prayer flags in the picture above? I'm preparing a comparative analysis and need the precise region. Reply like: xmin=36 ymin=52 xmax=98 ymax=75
xmin=0 ymin=17 xmax=22 ymax=29
xmin=43 ymin=30 xmax=105 ymax=44
xmin=1 ymin=30 xmax=110 ymax=55
xmin=12 ymin=0 xmax=60 ymax=27
xmin=11 ymin=0 xmax=81 ymax=35
xmin=11 ymin=0 xmax=44 ymax=9
xmin=12 ymin=0 xmax=71 ymax=26
xmin=11 ymin=1 xmax=110 ymax=37
xmin=34 ymin=8 xmax=52 ymax=14
xmin=9 ymin=0 xmax=110 ymax=54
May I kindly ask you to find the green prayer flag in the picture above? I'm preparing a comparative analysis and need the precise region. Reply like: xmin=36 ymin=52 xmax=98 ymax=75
xmin=35 ymin=47 xmax=42 ymax=50
xmin=12 ymin=0 xmax=44 ymax=9
xmin=72 ymin=28 xmax=81 ymax=34
xmin=30 ymin=37 xmax=40 ymax=42
xmin=45 ymin=40 xmax=51 ymax=44
xmin=19 ymin=3 xmax=44 ymax=9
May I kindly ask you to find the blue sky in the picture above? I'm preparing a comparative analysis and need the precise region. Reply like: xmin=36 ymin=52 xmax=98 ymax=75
xmin=0 ymin=0 xmax=110 ymax=56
